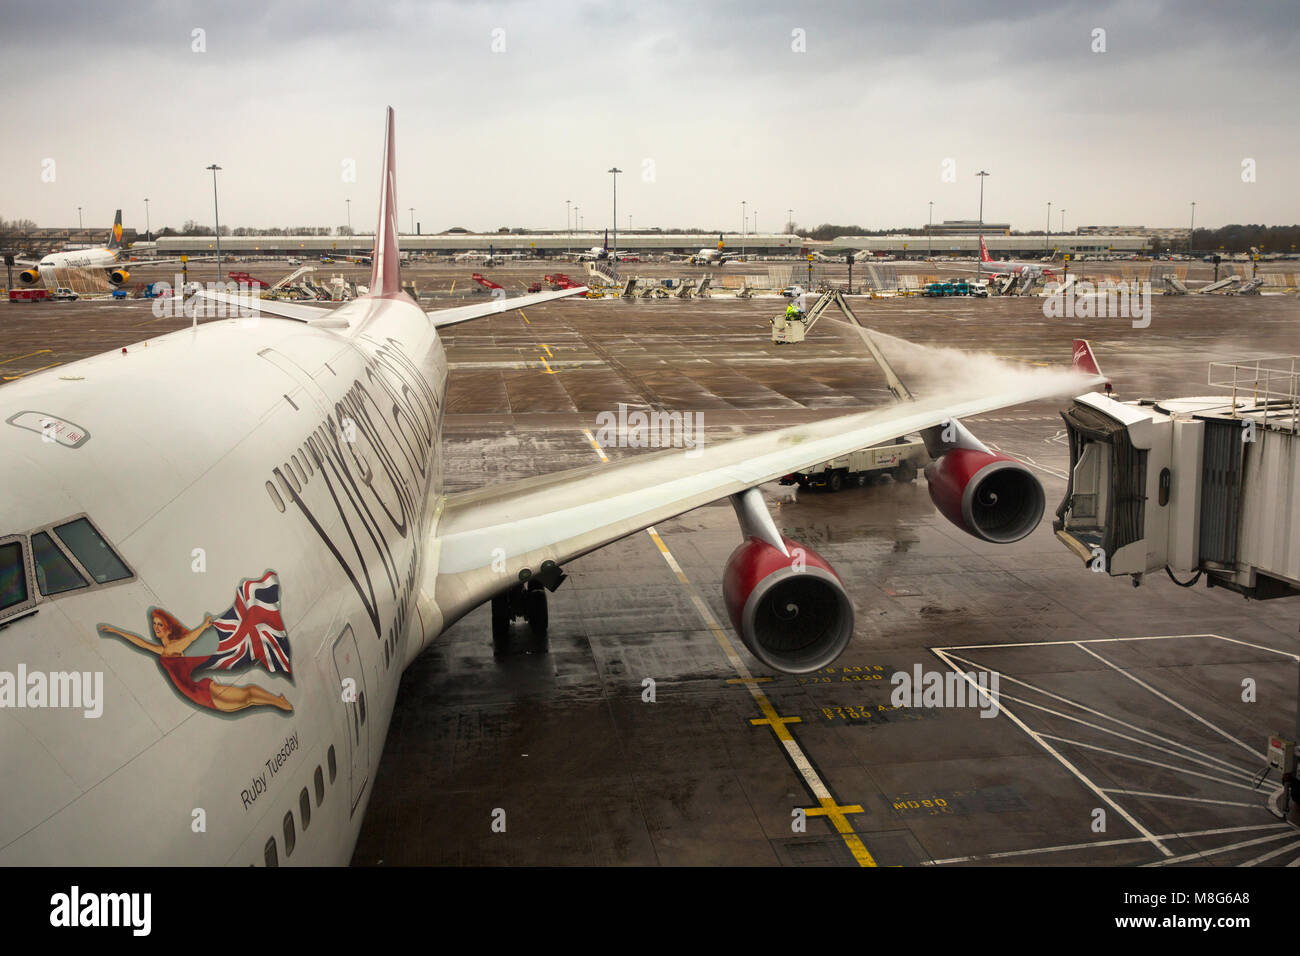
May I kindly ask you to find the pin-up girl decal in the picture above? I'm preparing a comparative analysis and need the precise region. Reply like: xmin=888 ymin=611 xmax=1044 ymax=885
xmin=98 ymin=571 xmax=293 ymax=715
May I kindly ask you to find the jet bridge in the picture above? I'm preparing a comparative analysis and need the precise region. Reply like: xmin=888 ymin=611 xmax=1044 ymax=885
xmin=1055 ymin=357 xmax=1300 ymax=600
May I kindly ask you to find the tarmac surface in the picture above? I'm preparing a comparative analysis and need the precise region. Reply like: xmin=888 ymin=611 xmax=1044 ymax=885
xmin=3 ymin=261 xmax=1299 ymax=866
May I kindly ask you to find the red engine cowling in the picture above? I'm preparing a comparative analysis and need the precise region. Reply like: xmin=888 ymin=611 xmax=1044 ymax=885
xmin=925 ymin=448 xmax=1045 ymax=543
xmin=722 ymin=535 xmax=854 ymax=673
xmin=108 ymin=269 xmax=130 ymax=286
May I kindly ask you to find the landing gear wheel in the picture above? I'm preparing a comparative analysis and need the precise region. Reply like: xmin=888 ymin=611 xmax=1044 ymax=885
xmin=828 ymin=471 xmax=844 ymax=493
xmin=526 ymin=587 xmax=549 ymax=639
xmin=893 ymin=461 xmax=918 ymax=483
xmin=855 ymin=472 xmax=868 ymax=488
xmin=491 ymin=594 xmax=511 ymax=656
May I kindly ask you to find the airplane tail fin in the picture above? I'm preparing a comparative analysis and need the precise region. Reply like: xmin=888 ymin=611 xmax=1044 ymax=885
xmin=603 ymin=229 xmax=608 ymax=250
xmin=1072 ymin=339 xmax=1111 ymax=391
xmin=718 ymin=233 xmax=724 ymax=250
xmin=107 ymin=209 xmax=123 ymax=250
xmin=367 ymin=106 xmax=402 ymax=298
xmin=979 ymin=234 xmax=991 ymax=263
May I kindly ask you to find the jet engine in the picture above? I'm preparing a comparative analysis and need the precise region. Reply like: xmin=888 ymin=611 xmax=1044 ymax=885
xmin=722 ymin=534 xmax=854 ymax=673
xmin=18 ymin=269 xmax=39 ymax=285
xmin=108 ymin=269 xmax=130 ymax=286
xmin=925 ymin=448 xmax=1045 ymax=543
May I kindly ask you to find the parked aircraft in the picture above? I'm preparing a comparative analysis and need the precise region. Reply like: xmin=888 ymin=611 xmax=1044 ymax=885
xmin=14 ymin=210 xmax=208 ymax=288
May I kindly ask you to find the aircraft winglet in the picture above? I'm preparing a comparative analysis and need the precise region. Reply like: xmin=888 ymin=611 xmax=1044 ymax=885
xmin=367 ymin=106 xmax=402 ymax=299
xmin=1072 ymin=339 xmax=1111 ymax=392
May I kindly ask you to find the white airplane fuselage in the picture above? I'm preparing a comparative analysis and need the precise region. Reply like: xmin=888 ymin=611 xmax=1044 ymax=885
xmin=980 ymin=258 xmax=1046 ymax=276
xmin=22 ymin=247 xmax=128 ymax=286
xmin=0 ymin=293 xmax=447 ymax=865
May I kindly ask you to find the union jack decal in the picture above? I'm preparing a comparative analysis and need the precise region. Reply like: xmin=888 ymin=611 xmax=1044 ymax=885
xmin=208 ymin=571 xmax=292 ymax=675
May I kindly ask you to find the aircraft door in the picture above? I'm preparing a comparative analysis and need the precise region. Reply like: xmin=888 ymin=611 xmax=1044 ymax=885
xmin=331 ymin=624 xmax=370 ymax=815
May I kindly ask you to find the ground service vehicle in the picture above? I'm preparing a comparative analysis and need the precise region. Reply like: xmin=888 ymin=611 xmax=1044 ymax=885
xmin=779 ymin=437 xmax=929 ymax=491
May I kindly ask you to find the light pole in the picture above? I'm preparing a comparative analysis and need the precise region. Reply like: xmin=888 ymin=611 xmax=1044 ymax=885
xmin=1189 ymin=201 xmax=1196 ymax=255
xmin=566 ymin=199 xmax=571 ymax=254
xmin=144 ymin=198 xmax=150 ymax=242
xmin=77 ymin=206 xmax=82 ymax=232
xmin=345 ymin=198 xmax=352 ymax=255
xmin=975 ymin=170 xmax=988 ymax=280
xmin=609 ymin=166 xmax=622 ymax=281
xmin=927 ymin=200 xmax=933 ymax=258
xmin=787 ymin=208 xmax=793 ymax=234
xmin=1046 ymin=201 xmax=1051 ymax=252
xmin=741 ymin=200 xmax=746 ymax=259
xmin=1060 ymin=208 xmax=1066 ymax=235
xmin=206 ymin=164 xmax=222 ymax=284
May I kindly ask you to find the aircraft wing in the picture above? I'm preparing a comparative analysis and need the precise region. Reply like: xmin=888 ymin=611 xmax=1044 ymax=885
xmin=426 ymin=286 xmax=588 ymax=327
xmin=194 ymin=285 xmax=587 ymax=327
xmin=433 ymin=366 xmax=1103 ymax=613
xmin=193 ymin=290 xmax=336 ymax=322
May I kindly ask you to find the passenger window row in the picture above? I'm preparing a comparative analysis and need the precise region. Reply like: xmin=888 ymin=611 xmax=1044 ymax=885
xmin=264 ymin=439 xmax=324 ymax=514
xmin=0 ymin=515 xmax=134 ymax=625
xmin=262 ymin=743 xmax=338 ymax=867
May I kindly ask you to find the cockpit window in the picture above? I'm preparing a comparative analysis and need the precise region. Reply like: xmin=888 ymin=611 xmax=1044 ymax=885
xmin=52 ymin=518 xmax=131 ymax=584
xmin=32 ymin=532 xmax=88 ymax=596
xmin=0 ymin=541 xmax=28 ymax=611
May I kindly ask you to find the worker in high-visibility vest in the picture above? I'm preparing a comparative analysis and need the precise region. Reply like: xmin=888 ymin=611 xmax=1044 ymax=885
xmin=785 ymin=301 xmax=800 ymax=320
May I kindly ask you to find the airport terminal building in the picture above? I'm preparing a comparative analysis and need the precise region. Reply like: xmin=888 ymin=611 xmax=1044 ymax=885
xmin=146 ymin=230 xmax=1151 ymax=259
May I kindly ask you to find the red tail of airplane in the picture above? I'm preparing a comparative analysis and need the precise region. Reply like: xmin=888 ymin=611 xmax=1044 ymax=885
xmin=979 ymin=234 xmax=992 ymax=263
xmin=368 ymin=106 xmax=402 ymax=298
xmin=1072 ymin=339 xmax=1111 ymax=392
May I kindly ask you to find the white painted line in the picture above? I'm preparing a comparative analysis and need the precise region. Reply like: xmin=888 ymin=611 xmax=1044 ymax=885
xmin=944 ymin=651 xmax=1257 ymax=780
xmin=1038 ymin=734 xmax=1262 ymax=793
xmin=1099 ymin=789 xmax=1261 ymax=809
xmin=1199 ymin=632 xmax=1300 ymax=662
xmin=925 ymin=822 xmax=1289 ymax=865
xmin=938 ymin=632 xmax=1297 ymax=660
xmin=1075 ymin=642 xmax=1263 ymax=759
xmin=1142 ymin=829 xmax=1298 ymax=867
xmin=930 ymin=647 xmax=1171 ymax=857
xmin=993 ymin=691 xmax=1260 ymax=784
xmin=1239 ymin=839 xmax=1300 ymax=867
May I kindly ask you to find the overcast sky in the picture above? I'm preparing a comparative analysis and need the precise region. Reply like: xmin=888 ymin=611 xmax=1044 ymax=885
xmin=2 ymin=0 xmax=1296 ymax=235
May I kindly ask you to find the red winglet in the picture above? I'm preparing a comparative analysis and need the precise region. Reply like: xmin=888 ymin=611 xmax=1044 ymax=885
xmin=1072 ymin=339 xmax=1111 ymax=392
xmin=367 ymin=106 xmax=402 ymax=298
